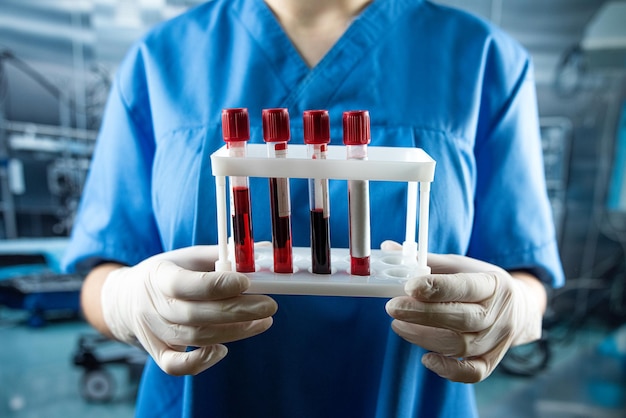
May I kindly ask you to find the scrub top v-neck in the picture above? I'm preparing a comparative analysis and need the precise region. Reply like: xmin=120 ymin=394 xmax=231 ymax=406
xmin=234 ymin=0 xmax=421 ymax=117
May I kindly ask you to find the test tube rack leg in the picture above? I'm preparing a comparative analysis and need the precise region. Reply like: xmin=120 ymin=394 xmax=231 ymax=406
xmin=211 ymin=144 xmax=436 ymax=298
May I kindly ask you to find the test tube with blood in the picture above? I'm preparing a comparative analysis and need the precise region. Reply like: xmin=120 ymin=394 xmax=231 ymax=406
xmin=221 ymin=108 xmax=255 ymax=272
xmin=262 ymin=108 xmax=294 ymax=273
xmin=303 ymin=110 xmax=331 ymax=274
xmin=343 ymin=110 xmax=371 ymax=276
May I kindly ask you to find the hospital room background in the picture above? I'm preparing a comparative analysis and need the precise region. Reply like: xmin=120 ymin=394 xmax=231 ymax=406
xmin=1 ymin=0 xmax=625 ymax=416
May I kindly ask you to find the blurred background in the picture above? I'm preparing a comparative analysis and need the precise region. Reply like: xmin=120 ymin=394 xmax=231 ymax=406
xmin=0 ymin=0 xmax=625 ymax=416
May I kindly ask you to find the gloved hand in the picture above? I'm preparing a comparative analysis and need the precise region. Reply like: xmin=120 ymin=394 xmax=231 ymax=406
xmin=383 ymin=245 xmax=545 ymax=383
xmin=100 ymin=246 xmax=278 ymax=376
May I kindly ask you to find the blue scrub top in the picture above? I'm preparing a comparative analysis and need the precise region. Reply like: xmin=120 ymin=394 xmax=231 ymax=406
xmin=64 ymin=0 xmax=565 ymax=416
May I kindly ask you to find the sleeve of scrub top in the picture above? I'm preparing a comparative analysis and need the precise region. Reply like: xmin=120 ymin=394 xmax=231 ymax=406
xmin=468 ymin=53 xmax=565 ymax=288
xmin=62 ymin=47 xmax=163 ymax=274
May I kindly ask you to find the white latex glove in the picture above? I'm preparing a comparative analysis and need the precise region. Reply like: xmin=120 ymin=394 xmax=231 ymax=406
xmin=384 ymin=245 xmax=545 ymax=383
xmin=100 ymin=246 xmax=277 ymax=376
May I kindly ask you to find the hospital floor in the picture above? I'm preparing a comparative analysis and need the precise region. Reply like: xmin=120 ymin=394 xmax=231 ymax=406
xmin=1 ymin=306 xmax=625 ymax=418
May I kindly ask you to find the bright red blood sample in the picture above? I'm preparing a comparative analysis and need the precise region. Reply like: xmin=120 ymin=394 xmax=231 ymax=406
xmin=350 ymin=256 xmax=370 ymax=276
xmin=231 ymin=186 xmax=255 ymax=272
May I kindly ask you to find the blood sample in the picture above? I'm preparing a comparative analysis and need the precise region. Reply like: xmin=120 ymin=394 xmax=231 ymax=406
xmin=343 ymin=111 xmax=371 ymax=276
xmin=262 ymin=108 xmax=293 ymax=273
xmin=303 ymin=110 xmax=331 ymax=274
xmin=221 ymin=108 xmax=255 ymax=272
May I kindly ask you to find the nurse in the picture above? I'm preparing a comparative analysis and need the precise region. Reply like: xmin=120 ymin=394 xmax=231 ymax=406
xmin=64 ymin=0 xmax=564 ymax=416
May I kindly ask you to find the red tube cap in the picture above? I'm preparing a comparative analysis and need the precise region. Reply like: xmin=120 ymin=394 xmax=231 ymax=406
xmin=262 ymin=108 xmax=291 ymax=142
xmin=222 ymin=108 xmax=250 ymax=142
xmin=303 ymin=110 xmax=330 ymax=145
xmin=343 ymin=110 xmax=370 ymax=145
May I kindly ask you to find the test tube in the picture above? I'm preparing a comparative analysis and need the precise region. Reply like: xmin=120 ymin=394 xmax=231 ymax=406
xmin=221 ymin=108 xmax=255 ymax=272
xmin=343 ymin=110 xmax=371 ymax=276
xmin=262 ymin=108 xmax=293 ymax=274
xmin=303 ymin=110 xmax=331 ymax=274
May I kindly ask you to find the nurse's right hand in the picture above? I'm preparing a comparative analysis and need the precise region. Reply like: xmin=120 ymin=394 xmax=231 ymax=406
xmin=99 ymin=246 xmax=278 ymax=376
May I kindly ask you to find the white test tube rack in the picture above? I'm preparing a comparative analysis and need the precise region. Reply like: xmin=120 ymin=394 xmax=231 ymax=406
xmin=211 ymin=144 xmax=436 ymax=298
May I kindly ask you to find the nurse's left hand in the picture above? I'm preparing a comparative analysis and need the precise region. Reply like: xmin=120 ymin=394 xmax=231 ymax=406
xmin=385 ymin=253 xmax=546 ymax=383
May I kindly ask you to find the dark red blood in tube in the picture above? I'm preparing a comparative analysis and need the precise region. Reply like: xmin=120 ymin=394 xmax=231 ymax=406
xmin=310 ymin=209 xmax=331 ymax=274
xmin=270 ymin=177 xmax=293 ymax=273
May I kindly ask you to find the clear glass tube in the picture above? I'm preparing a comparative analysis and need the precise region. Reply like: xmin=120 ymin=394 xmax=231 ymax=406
xmin=346 ymin=144 xmax=371 ymax=275
xmin=343 ymin=110 xmax=372 ymax=276
xmin=228 ymin=141 xmax=255 ymax=272
xmin=267 ymin=141 xmax=293 ymax=273
xmin=222 ymin=108 xmax=254 ymax=273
